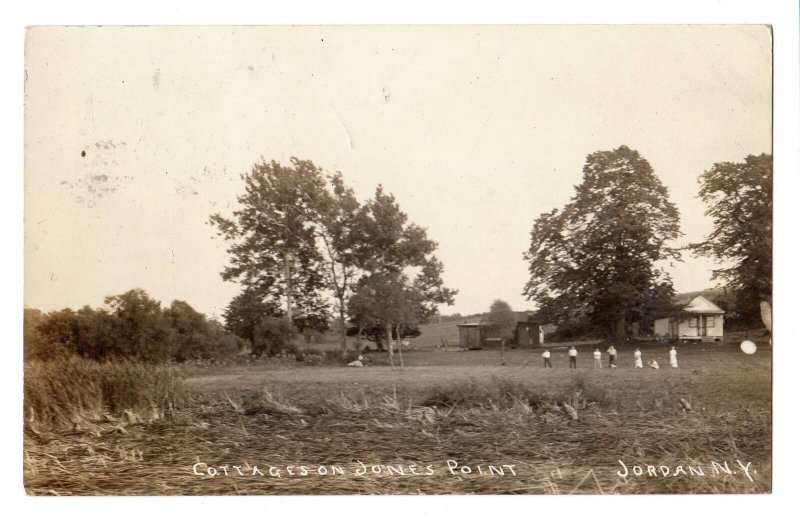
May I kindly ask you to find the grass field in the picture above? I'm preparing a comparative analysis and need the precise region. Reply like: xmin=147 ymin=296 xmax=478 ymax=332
xmin=23 ymin=335 xmax=771 ymax=495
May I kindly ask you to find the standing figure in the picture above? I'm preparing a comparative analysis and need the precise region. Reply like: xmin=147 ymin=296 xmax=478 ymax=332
xmin=634 ymin=348 xmax=643 ymax=368
xmin=669 ymin=346 xmax=678 ymax=368
xmin=542 ymin=348 xmax=552 ymax=368
xmin=593 ymin=348 xmax=602 ymax=369
xmin=568 ymin=346 xmax=578 ymax=368
xmin=569 ymin=346 xmax=578 ymax=368
xmin=607 ymin=345 xmax=618 ymax=368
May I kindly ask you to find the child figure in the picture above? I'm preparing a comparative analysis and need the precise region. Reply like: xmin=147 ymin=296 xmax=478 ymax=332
xmin=542 ymin=349 xmax=552 ymax=368
xmin=568 ymin=346 xmax=578 ymax=368
xmin=649 ymin=359 xmax=660 ymax=369
xmin=634 ymin=348 xmax=643 ymax=368
xmin=593 ymin=348 xmax=602 ymax=368
xmin=669 ymin=346 xmax=678 ymax=368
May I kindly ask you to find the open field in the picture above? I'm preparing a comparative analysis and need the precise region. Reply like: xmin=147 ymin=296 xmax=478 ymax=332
xmin=23 ymin=337 xmax=771 ymax=495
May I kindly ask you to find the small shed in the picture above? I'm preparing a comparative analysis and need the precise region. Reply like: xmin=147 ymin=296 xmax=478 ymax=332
xmin=457 ymin=323 xmax=487 ymax=349
xmin=654 ymin=295 xmax=725 ymax=342
xmin=514 ymin=317 xmax=543 ymax=347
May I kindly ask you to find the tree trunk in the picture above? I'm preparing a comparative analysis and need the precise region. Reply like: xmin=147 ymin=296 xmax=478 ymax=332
xmin=615 ymin=313 xmax=626 ymax=345
xmin=395 ymin=325 xmax=404 ymax=368
xmin=386 ymin=323 xmax=395 ymax=369
xmin=500 ymin=338 xmax=506 ymax=366
xmin=283 ymin=252 xmax=293 ymax=323
xmin=338 ymin=299 xmax=347 ymax=354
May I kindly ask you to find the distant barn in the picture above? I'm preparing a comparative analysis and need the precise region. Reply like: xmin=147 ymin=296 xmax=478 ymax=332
xmin=653 ymin=295 xmax=725 ymax=342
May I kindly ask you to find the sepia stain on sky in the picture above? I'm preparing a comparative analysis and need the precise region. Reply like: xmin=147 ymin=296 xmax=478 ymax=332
xmin=23 ymin=26 xmax=772 ymax=318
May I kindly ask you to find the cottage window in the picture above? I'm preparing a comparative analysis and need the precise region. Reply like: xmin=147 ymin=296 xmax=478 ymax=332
xmin=706 ymin=316 xmax=715 ymax=327
xmin=688 ymin=316 xmax=698 ymax=327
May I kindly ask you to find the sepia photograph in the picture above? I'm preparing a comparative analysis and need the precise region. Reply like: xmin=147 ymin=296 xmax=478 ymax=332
xmin=22 ymin=23 xmax=774 ymax=496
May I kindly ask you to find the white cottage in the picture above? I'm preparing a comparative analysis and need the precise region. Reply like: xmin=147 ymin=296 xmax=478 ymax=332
xmin=653 ymin=295 xmax=725 ymax=342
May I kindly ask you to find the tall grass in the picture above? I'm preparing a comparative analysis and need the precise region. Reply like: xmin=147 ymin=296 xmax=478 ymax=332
xmin=25 ymin=357 xmax=180 ymax=431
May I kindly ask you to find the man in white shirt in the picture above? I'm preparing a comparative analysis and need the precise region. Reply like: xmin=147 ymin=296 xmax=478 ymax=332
xmin=568 ymin=346 xmax=578 ymax=368
xmin=593 ymin=348 xmax=602 ymax=369
xmin=542 ymin=349 xmax=552 ymax=368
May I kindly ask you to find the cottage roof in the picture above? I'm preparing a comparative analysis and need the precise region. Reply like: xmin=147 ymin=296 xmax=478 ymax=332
xmin=682 ymin=295 xmax=725 ymax=314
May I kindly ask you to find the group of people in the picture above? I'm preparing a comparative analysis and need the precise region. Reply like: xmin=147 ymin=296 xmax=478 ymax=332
xmin=541 ymin=345 xmax=679 ymax=369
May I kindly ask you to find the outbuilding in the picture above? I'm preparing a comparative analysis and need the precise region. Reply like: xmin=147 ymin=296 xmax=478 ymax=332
xmin=457 ymin=323 xmax=487 ymax=349
xmin=514 ymin=317 xmax=543 ymax=347
xmin=653 ymin=295 xmax=725 ymax=342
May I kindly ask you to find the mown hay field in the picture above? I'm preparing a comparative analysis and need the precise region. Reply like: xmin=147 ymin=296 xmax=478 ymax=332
xmin=24 ymin=340 xmax=771 ymax=495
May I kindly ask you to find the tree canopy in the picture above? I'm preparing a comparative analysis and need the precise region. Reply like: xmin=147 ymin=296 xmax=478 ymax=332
xmin=346 ymin=185 xmax=456 ymax=362
xmin=485 ymin=300 xmax=517 ymax=341
xmin=523 ymin=146 xmax=682 ymax=342
xmin=691 ymin=153 xmax=772 ymax=325
xmin=209 ymin=158 xmax=330 ymax=330
xmin=211 ymin=158 xmax=457 ymax=356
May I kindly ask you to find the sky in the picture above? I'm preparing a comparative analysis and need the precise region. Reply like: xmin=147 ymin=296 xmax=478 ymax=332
xmin=24 ymin=25 xmax=772 ymax=319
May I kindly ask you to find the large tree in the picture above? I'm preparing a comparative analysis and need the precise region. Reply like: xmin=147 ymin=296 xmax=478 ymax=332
xmin=523 ymin=146 xmax=682 ymax=343
xmin=690 ymin=153 xmax=772 ymax=325
xmin=210 ymin=158 xmax=331 ymax=331
xmin=315 ymin=172 xmax=363 ymax=352
xmin=348 ymin=185 xmax=456 ymax=363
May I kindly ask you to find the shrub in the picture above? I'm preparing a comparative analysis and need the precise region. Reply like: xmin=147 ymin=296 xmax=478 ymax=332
xmin=253 ymin=317 xmax=298 ymax=356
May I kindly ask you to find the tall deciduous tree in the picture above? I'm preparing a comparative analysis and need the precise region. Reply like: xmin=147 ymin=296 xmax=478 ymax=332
xmin=316 ymin=172 xmax=363 ymax=352
xmin=691 ymin=153 xmax=772 ymax=325
xmin=348 ymin=185 xmax=457 ymax=364
xmin=524 ymin=146 xmax=682 ymax=343
xmin=210 ymin=158 xmax=330 ymax=331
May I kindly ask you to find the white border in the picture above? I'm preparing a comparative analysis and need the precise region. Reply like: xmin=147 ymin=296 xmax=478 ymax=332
xmin=3 ymin=1 xmax=798 ymax=519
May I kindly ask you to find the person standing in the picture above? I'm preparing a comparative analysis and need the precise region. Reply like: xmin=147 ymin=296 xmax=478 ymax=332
xmin=568 ymin=346 xmax=578 ymax=368
xmin=542 ymin=348 xmax=552 ymax=368
xmin=634 ymin=348 xmax=643 ymax=368
xmin=669 ymin=346 xmax=678 ymax=368
xmin=593 ymin=348 xmax=602 ymax=369
xmin=607 ymin=345 xmax=618 ymax=368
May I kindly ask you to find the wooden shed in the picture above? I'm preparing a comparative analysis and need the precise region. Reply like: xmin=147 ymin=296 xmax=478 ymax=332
xmin=457 ymin=323 xmax=487 ymax=349
xmin=515 ymin=318 xmax=543 ymax=347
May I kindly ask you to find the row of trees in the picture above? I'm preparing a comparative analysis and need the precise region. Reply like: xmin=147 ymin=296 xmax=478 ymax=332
xmin=210 ymin=158 xmax=456 ymax=364
xmin=25 ymin=289 xmax=242 ymax=362
xmin=523 ymin=146 xmax=772 ymax=341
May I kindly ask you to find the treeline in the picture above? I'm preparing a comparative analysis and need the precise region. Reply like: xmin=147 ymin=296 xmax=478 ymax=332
xmin=522 ymin=147 xmax=772 ymax=340
xmin=211 ymin=158 xmax=457 ymax=364
xmin=24 ymin=288 xmax=242 ymax=362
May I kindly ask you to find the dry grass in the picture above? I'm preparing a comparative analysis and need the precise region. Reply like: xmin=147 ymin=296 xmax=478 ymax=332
xmin=23 ymin=342 xmax=771 ymax=495
xmin=24 ymin=357 xmax=180 ymax=432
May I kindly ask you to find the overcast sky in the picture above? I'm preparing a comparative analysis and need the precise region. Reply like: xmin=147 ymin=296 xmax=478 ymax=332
xmin=24 ymin=25 xmax=772 ymax=319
